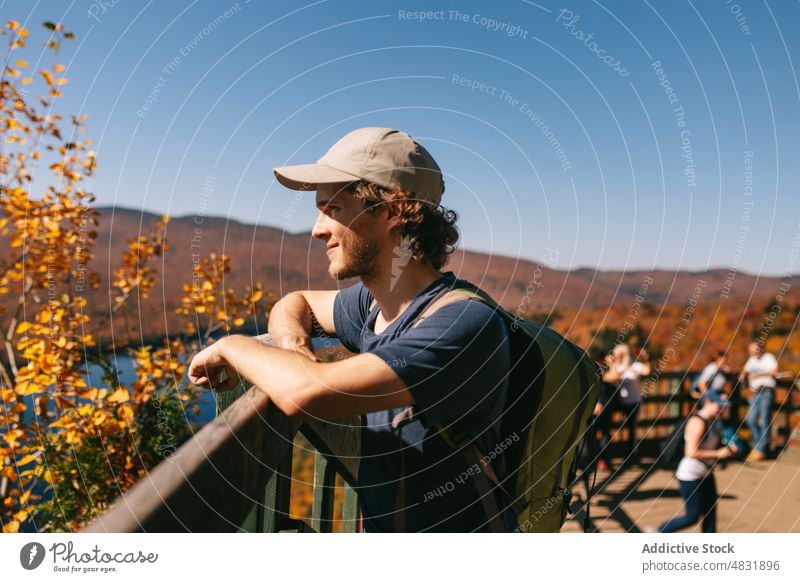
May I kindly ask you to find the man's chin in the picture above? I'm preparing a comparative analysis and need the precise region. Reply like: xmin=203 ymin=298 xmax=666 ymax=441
xmin=329 ymin=270 xmax=350 ymax=281
xmin=328 ymin=263 xmax=359 ymax=281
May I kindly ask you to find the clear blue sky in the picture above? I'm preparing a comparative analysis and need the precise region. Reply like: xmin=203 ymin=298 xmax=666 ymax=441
xmin=4 ymin=0 xmax=799 ymax=275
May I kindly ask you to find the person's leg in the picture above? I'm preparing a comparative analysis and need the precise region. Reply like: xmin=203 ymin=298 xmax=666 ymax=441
xmin=658 ymin=479 xmax=702 ymax=533
xmin=599 ymin=406 xmax=617 ymax=467
xmin=597 ymin=420 xmax=613 ymax=466
xmin=754 ymin=389 xmax=774 ymax=454
xmin=700 ymin=473 xmax=718 ymax=533
xmin=629 ymin=403 xmax=640 ymax=457
xmin=616 ymin=403 xmax=634 ymax=456
xmin=614 ymin=403 xmax=630 ymax=455
xmin=746 ymin=391 xmax=763 ymax=452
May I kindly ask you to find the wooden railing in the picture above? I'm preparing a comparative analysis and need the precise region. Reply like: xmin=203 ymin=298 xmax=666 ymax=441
xmin=81 ymin=335 xmax=362 ymax=533
xmin=80 ymin=379 xmax=363 ymax=533
xmin=81 ymin=353 xmax=798 ymax=532
xmin=626 ymin=370 xmax=798 ymax=454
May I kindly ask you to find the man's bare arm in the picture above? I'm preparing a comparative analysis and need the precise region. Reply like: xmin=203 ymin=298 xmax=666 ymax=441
xmin=188 ymin=334 xmax=411 ymax=420
xmin=265 ymin=291 xmax=338 ymax=358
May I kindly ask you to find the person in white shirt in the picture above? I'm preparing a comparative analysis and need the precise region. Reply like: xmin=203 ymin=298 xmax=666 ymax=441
xmin=603 ymin=344 xmax=651 ymax=460
xmin=654 ymin=392 xmax=735 ymax=533
xmin=697 ymin=351 xmax=729 ymax=394
xmin=738 ymin=342 xmax=779 ymax=461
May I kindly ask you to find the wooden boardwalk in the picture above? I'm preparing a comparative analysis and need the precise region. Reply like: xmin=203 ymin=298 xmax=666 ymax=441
xmin=562 ymin=451 xmax=800 ymax=533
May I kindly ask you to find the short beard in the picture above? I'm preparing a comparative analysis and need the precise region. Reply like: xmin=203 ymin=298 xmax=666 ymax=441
xmin=329 ymin=234 xmax=382 ymax=280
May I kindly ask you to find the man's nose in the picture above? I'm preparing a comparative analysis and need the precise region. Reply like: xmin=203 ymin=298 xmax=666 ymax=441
xmin=311 ymin=211 xmax=330 ymax=241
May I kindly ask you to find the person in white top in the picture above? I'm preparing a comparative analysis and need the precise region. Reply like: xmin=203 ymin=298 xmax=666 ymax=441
xmin=603 ymin=344 xmax=651 ymax=459
xmin=655 ymin=392 xmax=735 ymax=533
xmin=738 ymin=342 xmax=779 ymax=461
xmin=697 ymin=351 xmax=729 ymax=394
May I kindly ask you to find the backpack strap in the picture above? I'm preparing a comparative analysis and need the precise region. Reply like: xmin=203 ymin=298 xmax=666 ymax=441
xmin=410 ymin=285 xmax=526 ymax=526
xmin=369 ymin=285 xmax=471 ymax=331
xmin=690 ymin=413 xmax=711 ymax=436
xmin=393 ymin=445 xmax=406 ymax=532
xmin=464 ymin=446 xmax=508 ymax=533
xmin=410 ymin=286 xmax=472 ymax=328
xmin=465 ymin=444 xmax=527 ymax=516
xmin=389 ymin=283 xmax=518 ymax=532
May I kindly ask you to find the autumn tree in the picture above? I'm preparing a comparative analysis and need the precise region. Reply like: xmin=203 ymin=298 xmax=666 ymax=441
xmin=0 ymin=21 xmax=275 ymax=532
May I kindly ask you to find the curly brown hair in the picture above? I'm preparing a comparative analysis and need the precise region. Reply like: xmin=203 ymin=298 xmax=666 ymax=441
xmin=343 ymin=180 xmax=459 ymax=270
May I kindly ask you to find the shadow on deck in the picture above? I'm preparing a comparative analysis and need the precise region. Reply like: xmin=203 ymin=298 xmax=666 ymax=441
xmin=564 ymin=452 xmax=800 ymax=533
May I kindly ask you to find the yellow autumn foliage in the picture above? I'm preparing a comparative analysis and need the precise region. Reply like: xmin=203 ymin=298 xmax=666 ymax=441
xmin=0 ymin=20 xmax=275 ymax=532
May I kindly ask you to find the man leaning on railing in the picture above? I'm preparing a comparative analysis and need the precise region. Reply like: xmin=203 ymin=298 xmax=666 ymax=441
xmin=188 ymin=127 xmax=516 ymax=532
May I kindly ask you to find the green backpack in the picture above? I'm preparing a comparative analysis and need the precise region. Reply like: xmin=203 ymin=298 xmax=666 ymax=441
xmin=414 ymin=283 xmax=601 ymax=532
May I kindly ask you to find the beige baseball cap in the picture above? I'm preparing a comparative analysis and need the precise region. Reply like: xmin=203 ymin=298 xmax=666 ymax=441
xmin=273 ymin=127 xmax=445 ymax=204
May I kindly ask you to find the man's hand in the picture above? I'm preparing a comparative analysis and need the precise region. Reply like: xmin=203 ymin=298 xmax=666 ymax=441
xmin=188 ymin=340 xmax=240 ymax=392
xmin=267 ymin=291 xmax=337 ymax=364
xmin=275 ymin=334 xmax=321 ymax=363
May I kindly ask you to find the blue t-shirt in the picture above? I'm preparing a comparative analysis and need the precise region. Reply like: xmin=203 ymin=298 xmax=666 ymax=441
xmin=333 ymin=271 xmax=515 ymax=532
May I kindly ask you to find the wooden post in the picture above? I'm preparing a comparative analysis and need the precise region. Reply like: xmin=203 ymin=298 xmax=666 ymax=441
xmin=674 ymin=375 xmax=686 ymax=420
xmin=341 ymin=482 xmax=359 ymax=533
xmin=263 ymin=445 xmax=294 ymax=532
xmin=214 ymin=377 xmax=296 ymax=532
xmin=310 ymin=451 xmax=336 ymax=532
